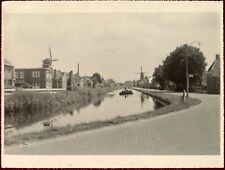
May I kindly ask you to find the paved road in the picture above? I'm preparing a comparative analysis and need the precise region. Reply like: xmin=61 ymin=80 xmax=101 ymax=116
xmin=5 ymin=93 xmax=221 ymax=155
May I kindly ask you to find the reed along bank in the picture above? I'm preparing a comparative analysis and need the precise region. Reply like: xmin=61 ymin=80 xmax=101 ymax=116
xmin=4 ymin=87 xmax=120 ymax=119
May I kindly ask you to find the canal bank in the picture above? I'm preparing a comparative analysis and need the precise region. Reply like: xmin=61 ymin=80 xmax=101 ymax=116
xmin=4 ymin=87 xmax=120 ymax=117
xmin=5 ymin=93 xmax=219 ymax=155
xmin=4 ymin=88 xmax=201 ymax=147
xmin=133 ymin=87 xmax=201 ymax=116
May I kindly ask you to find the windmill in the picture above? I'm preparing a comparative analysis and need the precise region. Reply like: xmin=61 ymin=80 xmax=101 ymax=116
xmin=135 ymin=66 xmax=150 ymax=87
xmin=135 ymin=66 xmax=147 ymax=81
xmin=49 ymin=48 xmax=58 ymax=69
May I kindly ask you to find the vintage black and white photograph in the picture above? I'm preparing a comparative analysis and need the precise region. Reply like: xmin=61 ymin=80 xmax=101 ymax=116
xmin=1 ymin=1 xmax=223 ymax=168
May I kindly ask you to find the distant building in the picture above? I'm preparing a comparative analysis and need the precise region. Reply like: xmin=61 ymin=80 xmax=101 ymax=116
xmin=136 ymin=66 xmax=150 ymax=88
xmin=67 ymin=64 xmax=81 ymax=90
xmin=52 ymin=69 xmax=67 ymax=89
xmin=4 ymin=59 xmax=15 ymax=89
xmin=15 ymin=67 xmax=52 ymax=89
xmin=207 ymin=54 xmax=220 ymax=94
xmin=74 ymin=74 xmax=81 ymax=87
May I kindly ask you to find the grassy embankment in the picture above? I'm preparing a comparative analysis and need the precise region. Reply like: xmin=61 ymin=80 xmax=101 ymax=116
xmin=4 ymin=88 xmax=201 ymax=146
xmin=134 ymin=88 xmax=201 ymax=115
xmin=4 ymin=87 xmax=119 ymax=118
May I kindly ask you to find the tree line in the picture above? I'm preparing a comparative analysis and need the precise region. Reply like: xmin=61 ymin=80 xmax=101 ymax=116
xmin=152 ymin=44 xmax=207 ymax=91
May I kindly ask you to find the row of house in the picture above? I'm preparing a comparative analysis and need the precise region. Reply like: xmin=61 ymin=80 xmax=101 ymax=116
xmin=4 ymin=57 xmax=111 ymax=90
xmin=4 ymin=55 xmax=116 ymax=90
xmin=11 ymin=57 xmax=64 ymax=89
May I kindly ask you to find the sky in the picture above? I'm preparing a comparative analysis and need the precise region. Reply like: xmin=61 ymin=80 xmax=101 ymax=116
xmin=3 ymin=12 xmax=221 ymax=82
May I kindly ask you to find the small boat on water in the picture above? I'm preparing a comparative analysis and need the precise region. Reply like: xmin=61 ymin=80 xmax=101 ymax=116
xmin=119 ymin=87 xmax=133 ymax=95
xmin=119 ymin=90 xmax=133 ymax=95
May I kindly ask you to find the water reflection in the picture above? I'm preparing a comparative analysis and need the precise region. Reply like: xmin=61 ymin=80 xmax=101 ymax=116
xmin=69 ymin=110 xmax=73 ymax=116
xmin=6 ymin=90 xmax=164 ymax=137
xmin=152 ymin=98 xmax=164 ymax=109
xmin=124 ymin=95 xmax=130 ymax=99
xmin=93 ymin=99 xmax=103 ymax=107
xmin=5 ymin=101 xmax=90 ymax=130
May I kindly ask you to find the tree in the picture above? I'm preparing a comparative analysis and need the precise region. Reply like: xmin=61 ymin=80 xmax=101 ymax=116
xmin=163 ymin=44 xmax=207 ymax=91
xmin=108 ymin=79 xmax=115 ymax=83
xmin=152 ymin=65 xmax=166 ymax=89
xmin=92 ymin=72 xmax=102 ymax=87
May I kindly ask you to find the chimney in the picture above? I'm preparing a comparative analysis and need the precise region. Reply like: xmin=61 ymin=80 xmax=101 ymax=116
xmin=77 ymin=63 xmax=79 ymax=75
xmin=216 ymin=54 xmax=220 ymax=60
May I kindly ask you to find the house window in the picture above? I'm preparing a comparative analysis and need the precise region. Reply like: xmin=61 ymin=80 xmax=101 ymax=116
xmin=8 ymin=80 xmax=12 ymax=85
xmin=32 ymin=71 xmax=40 ymax=78
xmin=20 ymin=72 xmax=24 ymax=78
xmin=15 ymin=72 xmax=19 ymax=78
xmin=46 ymin=72 xmax=51 ymax=79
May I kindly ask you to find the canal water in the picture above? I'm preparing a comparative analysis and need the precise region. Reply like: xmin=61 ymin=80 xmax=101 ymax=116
xmin=6 ymin=89 xmax=163 ymax=137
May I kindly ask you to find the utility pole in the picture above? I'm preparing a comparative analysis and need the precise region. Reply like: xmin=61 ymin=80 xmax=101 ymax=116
xmin=186 ymin=54 xmax=189 ymax=97
xmin=184 ymin=41 xmax=200 ymax=98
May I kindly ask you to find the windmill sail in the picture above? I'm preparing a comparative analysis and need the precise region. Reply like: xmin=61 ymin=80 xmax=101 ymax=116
xmin=48 ymin=48 xmax=58 ymax=68
xmin=49 ymin=48 xmax=53 ymax=67
xmin=49 ymin=48 xmax=52 ymax=60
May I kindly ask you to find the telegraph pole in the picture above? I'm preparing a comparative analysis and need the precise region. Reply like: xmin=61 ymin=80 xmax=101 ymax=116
xmin=186 ymin=55 xmax=189 ymax=97
xmin=184 ymin=41 xmax=200 ymax=98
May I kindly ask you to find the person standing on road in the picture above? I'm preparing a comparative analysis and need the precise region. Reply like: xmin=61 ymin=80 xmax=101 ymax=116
xmin=182 ymin=89 xmax=186 ymax=103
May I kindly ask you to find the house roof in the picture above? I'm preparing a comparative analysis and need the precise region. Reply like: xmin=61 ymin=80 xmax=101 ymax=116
xmin=4 ymin=59 xmax=14 ymax=66
xmin=15 ymin=67 xmax=52 ymax=71
xmin=207 ymin=55 xmax=220 ymax=77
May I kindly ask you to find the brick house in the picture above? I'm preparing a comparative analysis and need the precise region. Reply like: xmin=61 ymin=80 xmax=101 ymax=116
xmin=15 ymin=68 xmax=52 ymax=89
xmin=4 ymin=59 xmax=15 ymax=89
xmin=207 ymin=54 xmax=220 ymax=94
